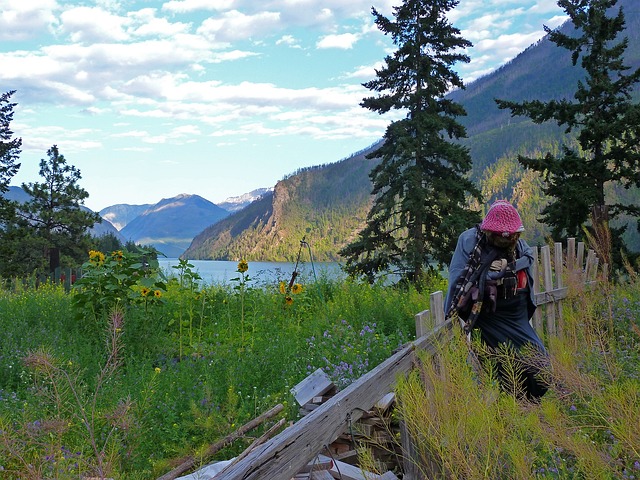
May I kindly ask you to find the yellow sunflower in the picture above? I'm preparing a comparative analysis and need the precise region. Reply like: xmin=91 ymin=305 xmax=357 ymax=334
xmin=285 ymin=296 xmax=294 ymax=306
xmin=237 ymin=259 xmax=249 ymax=273
xmin=141 ymin=287 xmax=150 ymax=297
xmin=88 ymin=250 xmax=105 ymax=266
xmin=154 ymin=290 xmax=162 ymax=298
xmin=279 ymin=281 xmax=287 ymax=294
xmin=291 ymin=283 xmax=303 ymax=294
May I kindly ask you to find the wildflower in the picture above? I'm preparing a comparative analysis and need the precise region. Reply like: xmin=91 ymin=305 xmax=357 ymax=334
xmin=141 ymin=287 xmax=150 ymax=297
xmin=88 ymin=250 xmax=105 ymax=266
xmin=291 ymin=283 xmax=303 ymax=294
xmin=285 ymin=296 xmax=294 ymax=306
xmin=237 ymin=259 xmax=248 ymax=273
xmin=279 ymin=281 xmax=287 ymax=294
xmin=154 ymin=289 xmax=162 ymax=298
xmin=154 ymin=367 xmax=161 ymax=374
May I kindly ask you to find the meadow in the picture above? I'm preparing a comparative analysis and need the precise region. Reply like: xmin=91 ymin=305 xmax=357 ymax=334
xmin=0 ymin=249 xmax=638 ymax=479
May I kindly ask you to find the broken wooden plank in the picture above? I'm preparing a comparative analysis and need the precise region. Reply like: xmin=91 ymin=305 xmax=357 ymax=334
xmin=374 ymin=392 xmax=395 ymax=412
xmin=291 ymin=368 xmax=335 ymax=407
xmin=328 ymin=459 xmax=395 ymax=480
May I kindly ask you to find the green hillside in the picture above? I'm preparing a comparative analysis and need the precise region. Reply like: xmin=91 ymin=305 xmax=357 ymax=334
xmin=183 ymin=0 xmax=640 ymax=260
xmin=183 ymin=148 xmax=378 ymax=261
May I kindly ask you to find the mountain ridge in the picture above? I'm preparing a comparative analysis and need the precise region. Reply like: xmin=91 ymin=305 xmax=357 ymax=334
xmin=181 ymin=0 xmax=640 ymax=260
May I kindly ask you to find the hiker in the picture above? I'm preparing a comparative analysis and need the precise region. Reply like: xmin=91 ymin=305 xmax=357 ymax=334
xmin=445 ymin=200 xmax=549 ymax=399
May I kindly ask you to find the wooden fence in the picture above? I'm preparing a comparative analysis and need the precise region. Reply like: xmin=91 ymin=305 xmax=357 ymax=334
xmin=199 ymin=239 xmax=603 ymax=480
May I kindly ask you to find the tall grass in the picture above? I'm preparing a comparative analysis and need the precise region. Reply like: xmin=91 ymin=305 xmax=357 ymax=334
xmin=392 ymin=270 xmax=640 ymax=479
xmin=0 ymin=265 xmax=443 ymax=478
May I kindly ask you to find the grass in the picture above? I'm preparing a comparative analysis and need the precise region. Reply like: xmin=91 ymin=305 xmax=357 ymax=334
xmin=389 ymin=269 xmax=640 ymax=479
xmin=1 ymin=254 xmax=639 ymax=479
xmin=0 ymin=260 xmax=443 ymax=479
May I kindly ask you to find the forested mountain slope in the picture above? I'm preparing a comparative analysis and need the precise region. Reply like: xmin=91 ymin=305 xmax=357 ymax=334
xmin=183 ymin=0 xmax=640 ymax=260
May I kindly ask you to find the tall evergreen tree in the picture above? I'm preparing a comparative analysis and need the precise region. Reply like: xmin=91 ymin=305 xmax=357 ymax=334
xmin=0 ymin=90 xmax=25 ymax=277
xmin=339 ymin=0 xmax=481 ymax=285
xmin=19 ymin=145 xmax=101 ymax=271
xmin=496 ymin=0 xmax=640 ymax=266
xmin=0 ymin=90 xmax=22 ymax=221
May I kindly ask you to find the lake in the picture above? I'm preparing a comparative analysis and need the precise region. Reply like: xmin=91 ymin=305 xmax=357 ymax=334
xmin=158 ymin=258 xmax=346 ymax=285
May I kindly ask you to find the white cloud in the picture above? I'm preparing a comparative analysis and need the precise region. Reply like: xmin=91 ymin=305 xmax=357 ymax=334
xmin=59 ymin=6 xmax=130 ymax=43
xmin=276 ymin=34 xmax=300 ymax=48
xmin=128 ymin=9 xmax=191 ymax=38
xmin=0 ymin=0 xmax=58 ymax=40
xmin=317 ymin=32 xmax=359 ymax=49
xmin=344 ymin=62 xmax=384 ymax=80
xmin=197 ymin=10 xmax=282 ymax=42
xmin=162 ymin=0 xmax=236 ymax=14
xmin=474 ymin=31 xmax=545 ymax=62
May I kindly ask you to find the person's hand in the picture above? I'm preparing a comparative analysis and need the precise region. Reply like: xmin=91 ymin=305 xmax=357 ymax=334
xmin=489 ymin=259 xmax=507 ymax=271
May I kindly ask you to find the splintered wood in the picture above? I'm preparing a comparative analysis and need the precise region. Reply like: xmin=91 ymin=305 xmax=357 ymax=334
xmin=290 ymin=371 xmax=400 ymax=480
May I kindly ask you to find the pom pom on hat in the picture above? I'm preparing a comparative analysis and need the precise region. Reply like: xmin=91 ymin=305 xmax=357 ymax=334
xmin=480 ymin=200 xmax=525 ymax=236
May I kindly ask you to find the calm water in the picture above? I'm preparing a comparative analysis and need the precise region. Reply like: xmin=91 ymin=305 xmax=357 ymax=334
xmin=158 ymin=259 xmax=345 ymax=285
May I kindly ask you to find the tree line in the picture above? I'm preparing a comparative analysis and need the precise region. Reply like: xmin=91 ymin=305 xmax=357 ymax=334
xmin=0 ymin=91 xmax=131 ymax=278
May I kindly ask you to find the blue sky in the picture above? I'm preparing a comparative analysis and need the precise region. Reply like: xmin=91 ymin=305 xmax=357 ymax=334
xmin=1 ymin=0 xmax=566 ymax=212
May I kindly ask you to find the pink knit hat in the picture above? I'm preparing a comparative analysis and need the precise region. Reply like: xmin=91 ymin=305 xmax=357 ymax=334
xmin=480 ymin=200 xmax=525 ymax=236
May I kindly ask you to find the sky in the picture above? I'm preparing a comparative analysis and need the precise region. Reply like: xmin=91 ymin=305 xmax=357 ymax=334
xmin=0 ymin=0 xmax=567 ymax=212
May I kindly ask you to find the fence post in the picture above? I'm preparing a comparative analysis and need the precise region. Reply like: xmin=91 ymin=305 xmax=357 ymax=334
xmin=429 ymin=291 xmax=445 ymax=327
xmin=567 ymin=238 xmax=576 ymax=272
xmin=531 ymin=247 xmax=543 ymax=333
xmin=577 ymin=242 xmax=585 ymax=275
xmin=415 ymin=310 xmax=429 ymax=338
xmin=540 ymin=245 xmax=556 ymax=337
xmin=554 ymin=242 xmax=564 ymax=334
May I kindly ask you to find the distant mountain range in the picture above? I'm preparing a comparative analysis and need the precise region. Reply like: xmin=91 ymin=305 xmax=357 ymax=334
xmin=99 ymin=188 xmax=271 ymax=257
xmin=3 ymin=186 xmax=271 ymax=258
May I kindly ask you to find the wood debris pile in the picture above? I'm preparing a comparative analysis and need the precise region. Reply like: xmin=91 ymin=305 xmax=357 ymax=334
xmin=290 ymin=369 xmax=402 ymax=480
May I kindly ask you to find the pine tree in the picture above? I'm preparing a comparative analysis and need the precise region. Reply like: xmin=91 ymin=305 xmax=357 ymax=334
xmin=0 ymin=90 xmax=22 ymax=222
xmin=339 ymin=0 xmax=481 ymax=285
xmin=20 ymin=145 xmax=101 ymax=271
xmin=496 ymin=0 xmax=640 ymax=266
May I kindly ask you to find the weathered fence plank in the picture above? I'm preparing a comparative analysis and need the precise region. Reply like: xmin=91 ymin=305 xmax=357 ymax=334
xmin=541 ymin=245 xmax=557 ymax=337
xmin=554 ymin=242 xmax=564 ymax=334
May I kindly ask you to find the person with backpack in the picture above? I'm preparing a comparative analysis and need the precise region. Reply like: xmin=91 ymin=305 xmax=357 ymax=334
xmin=445 ymin=200 xmax=549 ymax=399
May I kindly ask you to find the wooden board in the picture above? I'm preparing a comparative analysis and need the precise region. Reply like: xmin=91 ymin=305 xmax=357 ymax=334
xmin=291 ymin=368 xmax=335 ymax=407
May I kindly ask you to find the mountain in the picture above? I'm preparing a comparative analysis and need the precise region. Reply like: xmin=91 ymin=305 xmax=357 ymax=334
xmin=217 ymin=188 xmax=273 ymax=213
xmin=183 ymin=148 xmax=377 ymax=261
xmin=182 ymin=0 xmax=640 ymax=261
xmin=119 ymin=194 xmax=230 ymax=257
xmin=99 ymin=203 xmax=152 ymax=231
xmin=2 ymin=186 xmax=122 ymax=240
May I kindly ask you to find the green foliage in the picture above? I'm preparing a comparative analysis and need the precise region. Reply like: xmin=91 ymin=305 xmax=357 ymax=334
xmin=0 ymin=90 xmax=21 ymax=198
xmin=496 ymin=0 xmax=640 ymax=265
xmin=340 ymin=0 xmax=482 ymax=286
xmin=0 ymin=265 xmax=437 ymax=477
xmin=17 ymin=145 xmax=101 ymax=272
xmin=1 ymin=260 xmax=640 ymax=478
xmin=72 ymin=247 xmax=167 ymax=327
xmin=0 ymin=91 xmax=23 ymax=277
xmin=393 ymin=272 xmax=640 ymax=479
